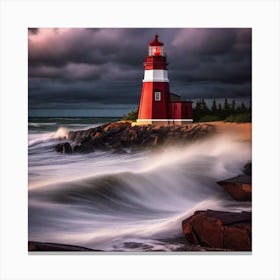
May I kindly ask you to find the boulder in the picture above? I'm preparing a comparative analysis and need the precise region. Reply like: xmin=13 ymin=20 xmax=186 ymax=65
xmin=243 ymin=162 xmax=252 ymax=175
xmin=103 ymin=121 xmax=131 ymax=135
xmin=55 ymin=142 xmax=72 ymax=154
xmin=182 ymin=210 xmax=251 ymax=251
xmin=217 ymin=175 xmax=251 ymax=201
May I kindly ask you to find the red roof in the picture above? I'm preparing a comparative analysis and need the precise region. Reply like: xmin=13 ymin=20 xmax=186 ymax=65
xmin=149 ymin=34 xmax=163 ymax=46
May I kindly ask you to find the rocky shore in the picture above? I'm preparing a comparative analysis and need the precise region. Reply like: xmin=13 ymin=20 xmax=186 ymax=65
xmin=217 ymin=162 xmax=252 ymax=201
xmin=182 ymin=161 xmax=252 ymax=251
xmin=52 ymin=121 xmax=252 ymax=252
xmin=55 ymin=121 xmax=216 ymax=154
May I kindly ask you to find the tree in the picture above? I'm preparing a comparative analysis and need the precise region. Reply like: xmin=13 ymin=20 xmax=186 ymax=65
xmin=122 ymin=108 xmax=139 ymax=121
xmin=195 ymin=99 xmax=202 ymax=111
xmin=193 ymin=97 xmax=251 ymax=123
xmin=211 ymin=99 xmax=217 ymax=113
xmin=240 ymin=102 xmax=247 ymax=113
xmin=231 ymin=100 xmax=236 ymax=112
xmin=201 ymin=98 xmax=210 ymax=114
xmin=222 ymin=98 xmax=231 ymax=118
xmin=218 ymin=103 xmax=222 ymax=111
xmin=223 ymin=98 xmax=229 ymax=111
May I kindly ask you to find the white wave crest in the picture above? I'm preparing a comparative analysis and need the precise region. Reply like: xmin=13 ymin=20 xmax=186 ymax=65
xmin=28 ymin=127 xmax=69 ymax=146
xmin=53 ymin=127 xmax=69 ymax=139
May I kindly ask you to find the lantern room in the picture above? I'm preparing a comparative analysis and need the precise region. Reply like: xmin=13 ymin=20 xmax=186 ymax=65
xmin=148 ymin=34 xmax=164 ymax=56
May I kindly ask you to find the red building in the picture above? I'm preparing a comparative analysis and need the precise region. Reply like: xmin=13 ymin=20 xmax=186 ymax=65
xmin=137 ymin=35 xmax=193 ymax=125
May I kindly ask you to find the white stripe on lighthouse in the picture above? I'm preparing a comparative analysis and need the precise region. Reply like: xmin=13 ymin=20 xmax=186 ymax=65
xmin=143 ymin=70 xmax=169 ymax=82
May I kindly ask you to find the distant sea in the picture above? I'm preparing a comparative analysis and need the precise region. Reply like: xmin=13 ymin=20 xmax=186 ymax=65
xmin=28 ymin=116 xmax=251 ymax=251
xmin=28 ymin=97 xmax=250 ymax=118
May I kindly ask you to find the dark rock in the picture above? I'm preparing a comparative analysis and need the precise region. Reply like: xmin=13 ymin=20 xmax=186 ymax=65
xmin=103 ymin=121 xmax=130 ymax=135
xmin=243 ymin=162 xmax=252 ymax=175
xmin=73 ymin=142 xmax=95 ymax=153
xmin=91 ymin=131 xmax=103 ymax=141
xmin=55 ymin=142 xmax=72 ymax=154
xmin=119 ymin=128 xmax=138 ymax=146
xmin=28 ymin=241 xmax=101 ymax=251
xmin=182 ymin=210 xmax=251 ymax=251
xmin=217 ymin=175 xmax=251 ymax=201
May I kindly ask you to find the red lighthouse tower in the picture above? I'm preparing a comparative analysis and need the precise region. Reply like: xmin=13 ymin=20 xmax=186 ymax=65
xmin=137 ymin=35 xmax=193 ymax=125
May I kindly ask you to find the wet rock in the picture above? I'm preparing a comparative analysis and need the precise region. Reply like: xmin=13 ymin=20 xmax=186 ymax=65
xmin=73 ymin=143 xmax=95 ymax=153
xmin=103 ymin=121 xmax=130 ymax=135
xmin=153 ymin=135 xmax=159 ymax=145
xmin=55 ymin=142 xmax=72 ymax=154
xmin=28 ymin=241 xmax=101 ymax=251
xmin=182 ymin=210 xmax=251 ymax=251
xmin=243 ymin=162 xmax=252 ymax=175
xmin=91 ymin=131 xmax=103 ymax=141
xmin=217 ymin=175 xmax=251 ymax=201
xmin=119 ymin=128 xmax=138 ymax=146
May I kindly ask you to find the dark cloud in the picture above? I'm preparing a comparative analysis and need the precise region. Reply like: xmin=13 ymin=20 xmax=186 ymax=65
xmin=171 ymin=28 xmax=237 ymax=55
xmin=28 ymin=28 xmax=251 ymax=114
xmin=28 ymin=28 xmax=39 ymax=35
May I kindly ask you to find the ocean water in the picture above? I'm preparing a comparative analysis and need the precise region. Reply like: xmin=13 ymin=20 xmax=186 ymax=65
xmin=28 ymin=117 xmax=252 ymax=252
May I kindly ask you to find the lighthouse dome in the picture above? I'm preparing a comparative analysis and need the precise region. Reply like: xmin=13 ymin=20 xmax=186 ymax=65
xmin=149 ymin=34 xmax=163 ymax=46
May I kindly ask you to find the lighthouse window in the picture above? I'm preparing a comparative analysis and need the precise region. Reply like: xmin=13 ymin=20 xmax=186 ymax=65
xmin=155 ymin=91 xmax=161 ymax=101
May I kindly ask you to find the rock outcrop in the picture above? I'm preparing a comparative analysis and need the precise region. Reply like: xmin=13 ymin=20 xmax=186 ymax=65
xmin=217 ymin=174 xmax=252 ymax=201
xmin=182 ymin=210 xmax=251 ymax=251
xmin=55 ymin=142 xmax=72 ymax=154
xmin=57 ymin=121 xmax=216 ymax=153
xmin=28 ymin=241 xmax=100 ymax=251
xmin=217 ymin=161 xmax=252 ymax=201
xmin=243 ymin=162 xmax=252 ymax=175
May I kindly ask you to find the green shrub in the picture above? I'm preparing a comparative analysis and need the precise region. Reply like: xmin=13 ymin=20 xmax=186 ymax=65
xmin=198 ymin=115 xmax=222 ymax=122
xmin=226 ymin=113 xmax=251 ymax=123
xmin=122 ymin=109 xmax=138 ymax=121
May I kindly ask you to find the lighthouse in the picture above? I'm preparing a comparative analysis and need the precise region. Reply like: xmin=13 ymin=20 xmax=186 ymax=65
xmin=137 ymin=35 xmax=193 ymax=125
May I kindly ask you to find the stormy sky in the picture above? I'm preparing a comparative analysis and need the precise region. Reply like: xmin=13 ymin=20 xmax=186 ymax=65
xmin=28 ymin=28 xmax=251 ymax=117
